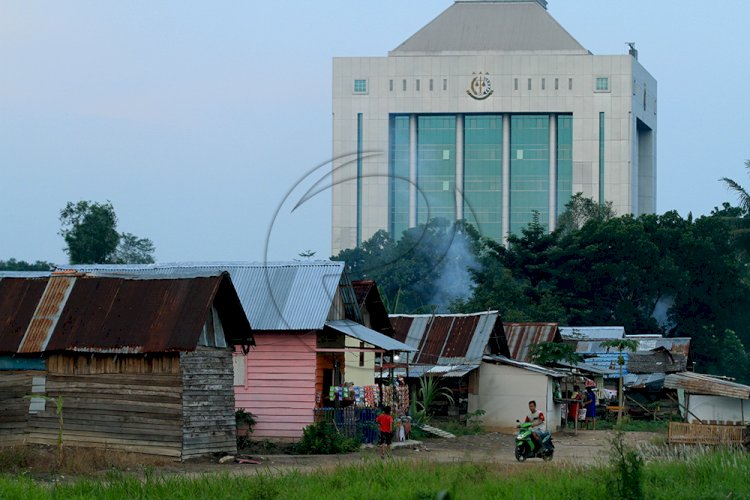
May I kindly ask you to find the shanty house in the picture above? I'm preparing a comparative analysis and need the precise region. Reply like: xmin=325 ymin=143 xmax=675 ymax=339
xmin=0 ymin=271 xmax=252 ymax=460
xmin=664 ymin=372 xmax=750 ymax=425
xmin=390 ymin=313 xmax=563 ymax=431
xmin=60 ymin=262 xmax=414 ymax=440
xmin=347 ymin=280 xmax=395 ymax=387
xmin=475 ymin=355 xmax=564 ymax=432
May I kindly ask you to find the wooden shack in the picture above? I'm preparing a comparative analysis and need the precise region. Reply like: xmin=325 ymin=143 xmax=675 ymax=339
xmin=0 ymin=271 xmax=253 ymax=460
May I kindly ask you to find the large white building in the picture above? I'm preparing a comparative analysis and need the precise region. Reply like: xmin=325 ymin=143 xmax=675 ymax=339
xmin=332 ymin=0 xmax=657 ymax=253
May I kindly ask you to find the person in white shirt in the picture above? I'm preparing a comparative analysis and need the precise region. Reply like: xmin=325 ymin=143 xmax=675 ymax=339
xmin=524 ymin=400 xmax=547 ymax=449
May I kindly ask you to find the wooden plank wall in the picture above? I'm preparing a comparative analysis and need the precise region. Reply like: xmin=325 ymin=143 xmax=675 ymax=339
xmin=235 ymin=332 xmax=317 ymax=440
xmin=27 ymin=354 xmax=184 ymax=458
xmin=0 ymin=371 xmax=34 ymax=445
xmin=180 ymin=347 xmax=236 ymax=459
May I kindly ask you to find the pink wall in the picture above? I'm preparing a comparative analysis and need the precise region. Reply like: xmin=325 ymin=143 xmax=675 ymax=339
xmin=235 ymin=332 xmax=317 ymax=440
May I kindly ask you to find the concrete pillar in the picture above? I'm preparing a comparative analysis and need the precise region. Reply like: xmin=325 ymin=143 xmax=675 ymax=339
xmin=549 ymin=114 xmax=557 ymax=231
xmin=502 ymin=114 xmax=511 ymax=246
xmin=409 ymin=114 xmax=417 ymax=228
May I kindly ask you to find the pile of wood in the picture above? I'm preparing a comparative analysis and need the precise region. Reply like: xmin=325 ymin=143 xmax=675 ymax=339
xmin=668 ymin=422 xmax=746 ymax=446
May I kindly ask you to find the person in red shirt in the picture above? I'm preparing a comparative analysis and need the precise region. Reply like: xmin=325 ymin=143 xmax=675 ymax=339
xmin=376 ymin=406 xmax=394 ymax=458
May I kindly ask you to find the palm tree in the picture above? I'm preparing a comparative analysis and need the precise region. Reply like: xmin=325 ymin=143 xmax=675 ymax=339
xmin=720 ymin=160 xmax=750 ymax=212
xmin=601 ymin=339 xmax=640 ymax=426
xmin=720 ymin=160 xmax=750 ymax=255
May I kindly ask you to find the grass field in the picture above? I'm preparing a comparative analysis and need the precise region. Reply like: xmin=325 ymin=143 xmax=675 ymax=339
xmin=0 ymin=448 xmax=748 ymax=499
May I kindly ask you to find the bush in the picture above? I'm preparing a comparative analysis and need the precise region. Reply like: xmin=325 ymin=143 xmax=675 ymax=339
xmin=609 ymin=431 xmax=643 ymax=500
xmin=294 ymin=422 xmax=360 ymax=455
xmin=236 ymin=409 xmax=256 ymax=449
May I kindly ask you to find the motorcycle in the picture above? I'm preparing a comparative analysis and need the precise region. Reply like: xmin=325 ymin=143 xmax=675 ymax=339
xmin=514 ymin=420 xmax=554 ymax=462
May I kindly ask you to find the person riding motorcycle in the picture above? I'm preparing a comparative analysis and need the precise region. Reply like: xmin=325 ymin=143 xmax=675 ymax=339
xmin=524 ymin=400 xmax=550 ymax=450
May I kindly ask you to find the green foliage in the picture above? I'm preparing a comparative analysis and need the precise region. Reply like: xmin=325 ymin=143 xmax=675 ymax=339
xmin=332 ymin=219 xmax=482 ymax=313
xmin=109 ymin=233 xmax=155 ymax=264
xmin=59 ymin=200 xmax=155 ymax=264
xmin=59 ymin=201 xmax=121 ymax=264
xmin=235 ymin=409 xmax=257 ymax=449
xmin=528 ymin=341 xmax=581 ymax=366
xmin=414 ymin=376 xmax=455 ymax=423
xmin=720 ymin=159 xmax=750 ymax=213
xmin=235 ymin=408 xmax=256 ymax=430
xmin=600 ymin=339 xmax=640 ymax=363
xmin=4 ymin=451 xmax=750 ymax=498
xmin=609 ymin=431 xmax=644 ymax=500
xmin=555 ymin=192 xmax=616 ymax=236
xmin=0 ymin=259 xmax=53 ymax=271
xmin=294 ymin=422 xmax=359 ymax=455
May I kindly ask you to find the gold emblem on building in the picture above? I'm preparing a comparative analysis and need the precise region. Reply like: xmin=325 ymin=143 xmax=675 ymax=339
xmin=467 ymin=72 xmax=493 ymax=100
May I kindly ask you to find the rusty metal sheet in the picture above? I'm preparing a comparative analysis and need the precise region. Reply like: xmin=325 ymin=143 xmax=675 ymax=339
xmin=503 ymin=322 xmax=560 ymax=362
xmin=1 ymin=273 xmax=252 ymax=354
xmin=416 ymin=316 xmax=452 ymax=364
xmin=389 ymin=316 xmax=414 ymax=343
xmin=390 ymin=312 xmax=503 ymax=365
xmin=0 ymin=277 xmax=49 ymax=353
xmin=351 ymin=280 xmax=375 ymax=307
xmin=18 ymin=276 xmax=76 ymax=353
xmin=46 ymin=276 xmax=221 ymax=353
xmin=441 ymin=315 xmax=479 ymax=359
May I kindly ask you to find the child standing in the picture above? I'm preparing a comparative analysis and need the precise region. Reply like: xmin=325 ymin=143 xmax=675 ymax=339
xmin=376 ymin=406 xmax=394 ymax=458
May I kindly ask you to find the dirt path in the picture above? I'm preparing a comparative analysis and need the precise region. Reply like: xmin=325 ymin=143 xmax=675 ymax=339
xmin=168 ymin=430 xmax=662 ymax=477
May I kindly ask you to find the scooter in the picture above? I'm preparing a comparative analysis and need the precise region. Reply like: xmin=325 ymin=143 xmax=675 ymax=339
xmin=514 ymin=421 xmax=554 ymax=462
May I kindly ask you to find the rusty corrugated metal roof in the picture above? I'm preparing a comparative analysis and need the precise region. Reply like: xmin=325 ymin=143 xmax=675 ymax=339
xmin=351 ymin=280 xmax=393 ymax=336
xmin=390 ymin=316 xmax=414 ymax=343
xmin=351 ymin=280 xmax=375 ymax=307
xmin=0 ymin=277 xmax=49 ymax=353
xmin=503 ymin=322 xmax=561 ymax=362
xmin=0 ymin=273 xmax=252 ymax=354
xmin=58 ymin=261 xmax=346 ymax=330
xmin=390 ymin=312 xmax=507 ymax=365
xmin=18 ymin=275 xmax=76 ymax=353
xmin=664 ymin=372 xmax=750 ymax=399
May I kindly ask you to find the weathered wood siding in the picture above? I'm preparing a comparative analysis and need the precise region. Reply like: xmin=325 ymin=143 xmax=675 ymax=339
xmin=235 ymin=332 xmax=316 ymax=440
xmin=0 ymin=371 xmax=34 ymax=444
xmin=180 ymin=347 xmax=236 ymax=459
xmin=27 ymin=353 xmax=184 ymax=458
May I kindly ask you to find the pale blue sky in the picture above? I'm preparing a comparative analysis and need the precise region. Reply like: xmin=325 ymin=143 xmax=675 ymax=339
xmin=1 ymin=1 xmax=749 ymax=264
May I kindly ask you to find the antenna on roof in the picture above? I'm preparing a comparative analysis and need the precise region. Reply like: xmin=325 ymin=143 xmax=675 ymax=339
xmin=626 ymin=42 xmax=638 ymax=60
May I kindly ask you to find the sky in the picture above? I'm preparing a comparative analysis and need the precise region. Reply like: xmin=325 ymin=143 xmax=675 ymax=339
xmin=1 ymin=1 xmax=749 ymax=265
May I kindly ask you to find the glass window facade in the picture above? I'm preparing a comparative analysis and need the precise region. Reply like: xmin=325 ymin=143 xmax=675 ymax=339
xmin=387 ymin=113 xmax=572 ymax=243
xmin=417 ymin=115 xmax=456 ymax=225
xmin=464 ymin=115 xmax=503 ymax=240
xmin=510 ymin=115 xmax=550 ymax=234
xmin=556 ymin=115 xmax=573 ymax=217
xmin=353 ymin=79 xmax=367 ymax=93
xmin=389 ymin=116 xmax=410 ymax=238
xmin=596 ymin=77 xmax=609 ymax=91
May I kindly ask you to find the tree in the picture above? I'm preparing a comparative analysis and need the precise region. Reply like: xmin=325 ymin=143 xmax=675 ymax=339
xmin=556 ymin=193 xmax=615 ymax=236
xmin=528 ymin=342 xmax=582 ymax=366
xmin=717 ymin=160 xmax=750 ymax=255
xmin=109 ymin=233 xmax=155 ymax=264
xmin=600 ymin=339 xmax=639 ymax=426
xmin=0 ymin=259 xmax=53 ymax=271
xmin=332 ymin=219 xmax=483 ymax=313
xmin=720 ymin=160 xmax=750 ymax=212
xmin=59 ymin=201 xmax=120 ymax=264
xmin=59 ymin=200 xmax=155 ymax=264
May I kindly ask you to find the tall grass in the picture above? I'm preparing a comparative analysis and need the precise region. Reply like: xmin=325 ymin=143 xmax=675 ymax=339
xmin=1 ymin=450 xmax=748 ymax=499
